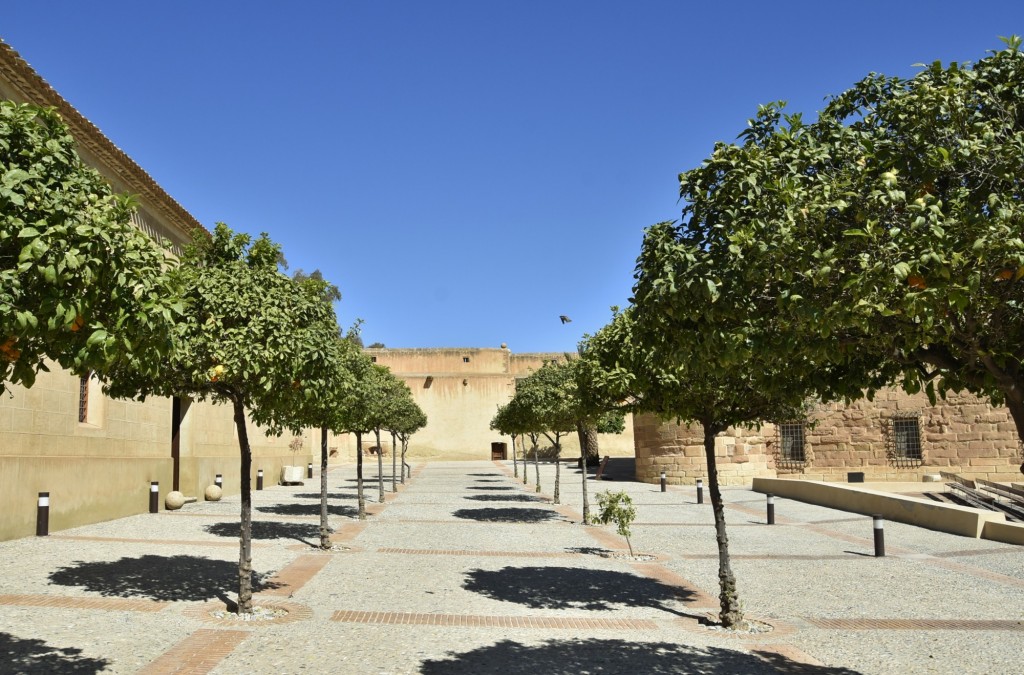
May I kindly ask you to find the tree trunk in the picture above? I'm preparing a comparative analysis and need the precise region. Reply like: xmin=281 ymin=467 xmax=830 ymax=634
xmin=400 ymin=437 xmax=409 ymax=483
xmin=703 ymin=423 xmax=743 ymax=628
xmin=319 ymin=425 xmax=330 ymax=550
xmin=512 ymin=434 xmax=518 ymax=478
xmin=553 ymin=438 xmax=561 ymax=504
xmin=391 ymin=431 xmax=398 ymax=492
xmin=356 ymin=431 xmax=365 ymax=520
xmin=232 ymin=399 xmax=254 ymax=614
xmin=375 ymin=429 xmax=384 ymax=502
xmin=532 ymin=434 xmax=540 ymax=490
xmin=577 ymin=422 xmax=600 ymax=465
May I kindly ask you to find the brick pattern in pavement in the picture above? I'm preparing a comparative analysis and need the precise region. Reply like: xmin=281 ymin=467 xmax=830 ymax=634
xmin=139 ymin=628 xmax=251 ymax=675
xmin=330 ymin=609 xmax=658 ymax=630
xmin=0 ymin=594 xmax=167 ymax=612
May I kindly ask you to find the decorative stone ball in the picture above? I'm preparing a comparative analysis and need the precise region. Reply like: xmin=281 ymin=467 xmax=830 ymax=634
xmin=204 ymin=484 xmax=223 ymax=502
xmin=165 ymin=491 xmax=186 ymax=511
xmin=500 ymin=343 xmax=507 ymax=349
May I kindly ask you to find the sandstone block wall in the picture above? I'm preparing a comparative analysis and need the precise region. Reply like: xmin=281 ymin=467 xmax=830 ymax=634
xmin=634 ymin=388 xmax=1023 ymax=486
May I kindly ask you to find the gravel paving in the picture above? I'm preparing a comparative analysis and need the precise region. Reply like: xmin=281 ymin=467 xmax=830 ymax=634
xmin=0 ymin=458 xmax=1021 ymax=674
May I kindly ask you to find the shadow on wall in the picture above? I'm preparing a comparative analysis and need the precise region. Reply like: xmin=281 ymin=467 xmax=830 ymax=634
xmin=462 ymin=565 xmax=695 ymax=617
xmin=452 ymin=508 xmax=561 ymax=523
xmin=0 ymin=632 xmax=111 ymax=673
xmin=420 ymin=637 xmax=861 ymax=674
xmin=48 ymin=554 xmax=281 ymax=602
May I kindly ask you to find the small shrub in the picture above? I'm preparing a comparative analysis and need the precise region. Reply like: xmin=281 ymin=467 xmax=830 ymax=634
xmin=594 ymin=490 xmax=637 ymax=556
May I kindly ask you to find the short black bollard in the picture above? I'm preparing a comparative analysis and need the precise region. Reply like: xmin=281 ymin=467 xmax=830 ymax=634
xmin=660 ymin=471 xmax=666 ymax=492
xmin=256 ymin=469 xmax=264 ymax=491
xmin=767 ymin=493 xmax=775 ymax=525
xmin=215 ymin=474 xmax=223 ymax=488
xmin=873 ymin=514 xmax=885 ymax=557
xmin=307 ymin=462 xmax=313 ymax=479
xmin=696 ymin=478 xmax=704 ymax=504
xmin=36 ymin=492 xmax=49 ymax=536
xmin=149 ymin=481 xmax=159 ymax=514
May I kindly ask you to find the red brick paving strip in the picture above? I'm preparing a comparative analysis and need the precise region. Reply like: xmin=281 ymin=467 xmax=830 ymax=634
xmin=629 ymin=563 xmax=719 ymax=607
xmin=805 ymin=617 xmax=1024 ymax=631
xmin=49 ymin=534 xmax=264 ymax=548
xmin=257 ymin=554 xmax=332 ymax=597
xmin=751 ymin=644 xmax=828 ymax=673
xmin=139 ymin=628 xmax=250 ymax=675
xmin=330 ymin=609 xmax=657 ymax=630
xmin=0 ymin=594 xmax=166 ymax=612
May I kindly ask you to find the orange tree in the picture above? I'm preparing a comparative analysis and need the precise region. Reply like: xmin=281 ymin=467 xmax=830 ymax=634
xmin=109 ymin=223 xmax=339 ymax=613
xmin=667 ymin=38 xmax=1024 ymax=446
xmin=1 ymin=102 xmax=178 ymax=392
xmin=390 ymin=394 xmax=426 ymax=484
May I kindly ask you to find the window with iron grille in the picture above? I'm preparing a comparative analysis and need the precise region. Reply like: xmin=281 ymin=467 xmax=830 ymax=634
xmin=886 ymin=414 xmax=923 ymax=467
xmin=774 ymin=422 xmax=807 ymax=468
xmin=78 ymin=373 xmax=90 ymax=423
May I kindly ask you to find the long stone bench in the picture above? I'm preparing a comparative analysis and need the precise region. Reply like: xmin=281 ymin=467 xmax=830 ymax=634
xmin=751 ymin=477 xmax=1006 ymax=539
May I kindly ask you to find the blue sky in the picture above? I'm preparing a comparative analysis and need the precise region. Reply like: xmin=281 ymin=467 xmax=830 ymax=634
xmin=4 ymin=2 xmax=1021 ymax=352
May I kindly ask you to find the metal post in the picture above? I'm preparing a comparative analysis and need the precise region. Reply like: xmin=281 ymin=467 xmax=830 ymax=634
xmin=696 ymin=479 xmax=704 ymax=504
xmin=767 ymin=493 xmax=775 ymax=525
xmin=256 ymin=469 xmax=264 ymax=491
xmin=307 ymin=462 xmax=313 ymax=479
xmin=36 ymin=492 xmax=49 ymax=536
xmin=660 ymin=471 xmax=666 ymax=492
xmin=873 ymin=514 xmax=885 ymax=557
xmin=215 ymin=474 xmax=223 ymax=488
xmin=149 ymin=481 xmax=159 ymax=514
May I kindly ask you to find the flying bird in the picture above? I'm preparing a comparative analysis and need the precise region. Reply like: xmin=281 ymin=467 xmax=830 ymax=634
xmin=559 ymin=315 xmax=572 ymax=324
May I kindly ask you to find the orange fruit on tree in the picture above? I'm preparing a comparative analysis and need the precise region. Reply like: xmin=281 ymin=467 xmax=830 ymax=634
xmin=907 ymin=275 xmax=927 ymax=290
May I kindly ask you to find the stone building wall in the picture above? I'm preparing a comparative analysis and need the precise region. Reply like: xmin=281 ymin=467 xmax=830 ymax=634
xmin=634 ymin=388 xmax=1023 ymax=485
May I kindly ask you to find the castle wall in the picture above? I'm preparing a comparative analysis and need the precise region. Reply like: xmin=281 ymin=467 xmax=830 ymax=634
xmin=634 ymin=389 xmax=1022 ymax=486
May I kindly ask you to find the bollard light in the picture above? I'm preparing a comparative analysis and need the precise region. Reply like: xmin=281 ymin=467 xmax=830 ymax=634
xmin=696 ymin=478 xmax=704 ymax=504
xmin=873 ymin=514 xmax=885 ymax=557
xmin=257 ymin=469 xmax=264 ymax=491
xmin=767 ymin=493 xmax=775 ymax=525
xmin=307 ymin=462 xmax=313 ymax=479
xmin=149 ymin=482 xmax=159 ymax=514
xmin=215 ymin=474 xmax=223 ymax=488
xmin=660 ymin=471 xmax=667 ymax=492
xmin=36 ymin=492 xmax=50 ymax=536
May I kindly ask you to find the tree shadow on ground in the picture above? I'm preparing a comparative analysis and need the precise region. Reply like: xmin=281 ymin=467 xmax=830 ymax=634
xmin=473 ymin=479 xmax=504 ymax=483
xmin=463 ymin=566 xmax=694 ymax=616
xmin=465 ymin=486 xmax=515 ymax=491
xmin=292 ymin=492 xmax=356 ymax=500
xmin=467 ymin=473 xmax=502 ymax=476
xmin=48 ymin=555 xmax=280 ymax=602
xmin=565 ymin=546 xmax=613 ymax=556
xmin=205 ymin=520 xmax=323 ymax=546
xmin=256 ymin=502 xmax=358 ymax=517
xmin=420 ymin=638 xmax=861 ymax=674
xmin=452 ymin=508 xmax=560 ymax=523
xmin=464 ymin=494 xmax=546 ymax=503
xmin=0 ymin=632 xmax=110 ymax=674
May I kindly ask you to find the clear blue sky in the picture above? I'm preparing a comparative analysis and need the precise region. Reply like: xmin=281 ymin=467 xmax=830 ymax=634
xmin=4 ymin=2 xmax=1021 ymax=352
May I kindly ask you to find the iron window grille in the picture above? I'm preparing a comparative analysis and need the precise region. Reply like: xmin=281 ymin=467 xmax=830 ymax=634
xmin=886 ymin=414 xmax=923 ymax=467
xmin=78 ymin=373 xmax=90 ymax=423
xmin=775 ymin=422 xmax=807 ymax=469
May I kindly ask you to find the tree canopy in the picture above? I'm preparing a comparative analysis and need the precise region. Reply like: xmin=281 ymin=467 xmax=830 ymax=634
xmin=1 ymin=101 xmax=179 ymax=392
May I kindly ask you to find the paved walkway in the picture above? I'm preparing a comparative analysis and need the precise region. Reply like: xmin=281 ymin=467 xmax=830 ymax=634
xmin=0 ymin=459 xmax=1021 ymax=674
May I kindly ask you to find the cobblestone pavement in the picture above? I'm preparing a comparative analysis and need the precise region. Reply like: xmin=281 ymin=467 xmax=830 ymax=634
xmin=0 ymin=459 xmax=1021 ymax=674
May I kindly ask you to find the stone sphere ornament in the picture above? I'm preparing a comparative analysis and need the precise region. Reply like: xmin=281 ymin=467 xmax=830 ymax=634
xmin=204 ymin=484 xmax=223 ymax=501
xmin=165 ymin=491 xmax=186 ymax=510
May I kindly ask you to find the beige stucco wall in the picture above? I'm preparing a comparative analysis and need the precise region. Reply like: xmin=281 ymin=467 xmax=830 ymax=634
xmin=634 ymin=388 xmax=1023 ymax=486
xmin=366 ymin=348 xmax=635 ymax=461
xmin=0 ymin=363 xmax=321 ymax=541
